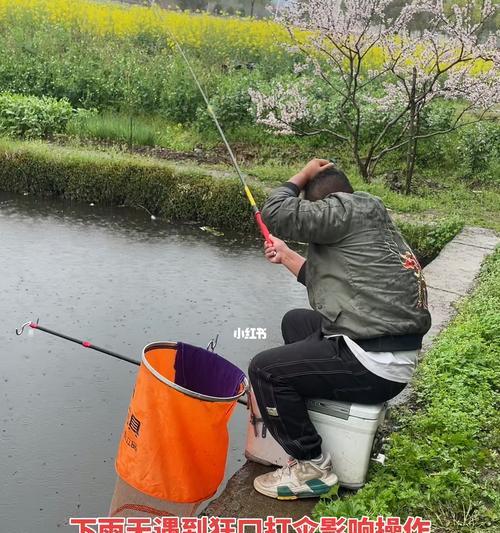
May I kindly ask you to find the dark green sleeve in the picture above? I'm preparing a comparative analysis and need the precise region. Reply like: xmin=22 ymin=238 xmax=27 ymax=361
xmin=261 ymin=185 xmax=351 ymax=244
xmin=297 ymin=261 xmax=307 ymax=286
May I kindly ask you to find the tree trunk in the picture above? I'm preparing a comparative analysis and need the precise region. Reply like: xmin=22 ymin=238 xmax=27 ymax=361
xmin=361 ymin=162 xmax=370 ymax=182
xmin=355 ymin=157 xmax=370 ymax=182
xmin=351 ymin=133 xmax=371 ymax=182
xmin=405 ymin=67 xmax=417 ymax=195
xmin=250 ymin=0 xmax=256 ymax=17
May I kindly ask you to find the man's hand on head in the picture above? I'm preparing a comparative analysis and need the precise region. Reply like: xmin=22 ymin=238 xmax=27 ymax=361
xmin=290 ymin=159 xmax=334 ymax=190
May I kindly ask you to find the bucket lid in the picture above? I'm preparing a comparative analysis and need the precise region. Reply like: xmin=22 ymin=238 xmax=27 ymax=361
xmin=306 ymin=398 xmax=385 ymax=420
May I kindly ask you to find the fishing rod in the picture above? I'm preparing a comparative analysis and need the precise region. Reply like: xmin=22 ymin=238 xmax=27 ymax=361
xmin=16 ymin=320 xmax=140 ymax=366
xmin=15 ymin=320 xmax=248 ymax=406
xmin=150 ymin=1 xmax=272 ymax=245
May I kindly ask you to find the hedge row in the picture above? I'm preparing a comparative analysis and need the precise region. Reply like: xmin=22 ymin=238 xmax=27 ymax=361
xmin=0 ymin=92 xmax=74 ymax=139
xmin=0 ymin=139 xmax=462 ymax=257
xmin=397 ymin=218 xmax=464 ymax=266
xmin=0 ymin=139 xmax=266 ymax=233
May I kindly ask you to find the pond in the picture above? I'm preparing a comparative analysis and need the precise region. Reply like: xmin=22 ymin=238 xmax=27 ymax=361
xmin=0 ymin=191 xmax=308 ymax=532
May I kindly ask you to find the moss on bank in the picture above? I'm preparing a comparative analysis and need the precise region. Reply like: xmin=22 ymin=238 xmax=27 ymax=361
xmin=315 ymin=250 xmax=500 ymax=532
xmin=0 ymin=138 xmax=462 ymax=259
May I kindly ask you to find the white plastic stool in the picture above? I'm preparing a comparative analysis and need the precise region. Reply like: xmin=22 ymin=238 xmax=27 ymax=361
xmin=245 ymin=392 xmax=387 ymax=489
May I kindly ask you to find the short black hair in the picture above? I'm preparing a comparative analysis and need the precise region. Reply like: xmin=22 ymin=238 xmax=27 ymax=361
xmin=304 ymin=167 xmax=353 ymax=201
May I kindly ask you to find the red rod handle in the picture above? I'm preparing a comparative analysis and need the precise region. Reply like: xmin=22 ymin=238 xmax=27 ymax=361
xmin=254 ymin=211 xmax=273 ymax=245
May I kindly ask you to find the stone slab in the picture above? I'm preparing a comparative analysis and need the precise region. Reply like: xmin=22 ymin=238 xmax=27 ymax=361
xmin=423 ymin=237 xmax=497 ymax=297
xmin=453 ymin=226 xmax=499 ymax=250
xmin=204 ymin=462 xmax=316 ymax=519
xmin=421 ymin=286 xmax=461 ymax=349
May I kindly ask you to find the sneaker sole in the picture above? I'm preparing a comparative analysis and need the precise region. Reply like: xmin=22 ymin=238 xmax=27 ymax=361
xmin=254 ymin=473 xmax=339 ymax=500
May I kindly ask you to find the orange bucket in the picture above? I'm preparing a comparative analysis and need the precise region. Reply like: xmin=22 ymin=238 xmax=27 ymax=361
xmin=115 ymin=341 xmax=247 ymax=504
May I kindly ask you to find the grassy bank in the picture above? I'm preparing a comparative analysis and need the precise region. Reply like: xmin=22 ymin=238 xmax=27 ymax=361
xmin=0 ymin=138 xmax=267 ymax=233
xmin=1 ymin=0 xmax=497 ymax=186
xmin=315 ymin=250 xmax=500 ymax=532
xmin=1 ymin=0 xmax=498 ymax=205
xmin=0 ymin=138 xmax=464 ymax=261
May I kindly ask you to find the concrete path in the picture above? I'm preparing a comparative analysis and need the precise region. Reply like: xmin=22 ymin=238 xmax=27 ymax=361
xmin=421 ymin=227 xmax=499 ymax=349
xmin=204 ymin=226 xmax=499 ymax=519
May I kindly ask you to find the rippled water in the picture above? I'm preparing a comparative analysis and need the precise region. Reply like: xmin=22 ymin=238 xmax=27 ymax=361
xmin=0 ymin=192 xmax=308 ymax=532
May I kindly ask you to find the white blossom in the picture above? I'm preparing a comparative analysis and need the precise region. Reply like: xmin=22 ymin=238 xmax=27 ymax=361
xmin=249 ymin=81 xmax=313 ymax=134
xmin=250 ymin=0 xmax=499 ymax=176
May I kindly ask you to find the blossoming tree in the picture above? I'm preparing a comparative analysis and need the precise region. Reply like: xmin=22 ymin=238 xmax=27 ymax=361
xmin=250 ymin=0 xmax=499 ymax=192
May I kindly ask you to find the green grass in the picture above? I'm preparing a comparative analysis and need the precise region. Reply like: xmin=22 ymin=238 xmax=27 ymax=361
xmin=68 ymin=112 xmax=157 ymax=147
xmin=67 ymin=112 xmax=210 ymax=152
xmin=67 ymin=111 xmax=330 ymax=156
xmin=315 ymin=249 xmax=500 ymax=532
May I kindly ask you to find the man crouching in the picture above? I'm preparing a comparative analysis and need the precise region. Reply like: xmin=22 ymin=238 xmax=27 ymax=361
xmin=249 ymin=159 xmax=431 ymax=500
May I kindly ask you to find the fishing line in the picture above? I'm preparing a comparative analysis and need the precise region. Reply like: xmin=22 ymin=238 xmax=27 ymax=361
xmin=149 ymin=1 xmax=272 ymax=244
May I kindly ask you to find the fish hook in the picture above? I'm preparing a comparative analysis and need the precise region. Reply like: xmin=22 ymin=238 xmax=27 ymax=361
xmin=15 ymin=318 xmax=38 ymax=336
xmin=206 ymin=334 xmax=219 ymax=352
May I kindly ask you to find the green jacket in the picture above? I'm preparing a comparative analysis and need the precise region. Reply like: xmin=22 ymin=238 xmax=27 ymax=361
xmin=261 ymin=184 xmax=431 ymax=351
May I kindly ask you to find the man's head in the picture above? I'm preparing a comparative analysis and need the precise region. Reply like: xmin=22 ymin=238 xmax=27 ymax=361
xmin=304 ymin=167 xmax=353 ymax=201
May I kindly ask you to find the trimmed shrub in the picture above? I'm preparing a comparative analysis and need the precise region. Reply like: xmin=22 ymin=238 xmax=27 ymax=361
xmin=159 ymin=56 xmax=209 ymax=124
xmin=196 ymin=70 xmax=264 ymax=131
xmin=0 ymin=93 xmax=73 ymax=139
xmin=416 ymin=100 xmax=457 ymax=168
xmin=397 ymin=218 xmax=464 ymax=266
xmin=0 ymin=139 xmax=266 ymax=232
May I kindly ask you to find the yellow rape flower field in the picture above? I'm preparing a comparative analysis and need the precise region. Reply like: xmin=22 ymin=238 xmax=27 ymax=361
xmin=0 ymin=0 xmax=289 ymax=57
xmin=0 ymin=0 xmax=491 ymax=73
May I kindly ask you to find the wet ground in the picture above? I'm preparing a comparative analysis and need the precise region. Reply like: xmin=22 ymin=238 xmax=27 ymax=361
xmin=0 ymin=192 xmax=308 ymax=532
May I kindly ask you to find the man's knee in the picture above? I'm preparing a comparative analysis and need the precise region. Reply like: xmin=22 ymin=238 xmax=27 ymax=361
xmin=248 ymin=350 xmax=267 ymax=377
xmin=281 ymin=308 xmax=305 ymax=340
xmin=248 ymin=349 xmax=275 ymax=384
xmin=281 ymin=309 xmax=303 ymax=330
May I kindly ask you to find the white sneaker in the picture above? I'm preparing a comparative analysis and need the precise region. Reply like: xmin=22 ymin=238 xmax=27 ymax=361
xmin=253 ymin=454 xmax=338 ymax=500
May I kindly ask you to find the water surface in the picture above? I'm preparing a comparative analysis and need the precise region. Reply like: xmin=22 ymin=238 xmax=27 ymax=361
xmin=0 ymin=192 xmax=308 ymax=532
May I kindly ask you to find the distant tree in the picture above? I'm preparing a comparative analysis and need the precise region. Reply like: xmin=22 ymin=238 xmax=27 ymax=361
xmin=250 ymin=0 xmax=257 ymax=17
xmin=212 ymin=2 xmax=223 ymax=14
xmin=247 ymin=0 xmax=273 ymax=17
xmin=250 ymin=0 xmax=499 ymax=192
xmin=386 ymin=0 xmax=498 ymax=36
